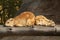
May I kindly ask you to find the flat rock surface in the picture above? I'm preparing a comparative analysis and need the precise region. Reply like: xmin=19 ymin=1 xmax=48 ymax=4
xmin=0 ymin=25 xmax=60 ymax=36
xmin=0 ymin=36 xmax=60 ymax=40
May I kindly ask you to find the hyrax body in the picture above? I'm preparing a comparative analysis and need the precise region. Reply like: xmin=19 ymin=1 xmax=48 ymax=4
xmin=5 ymin=11 xmax=35 ymax=27
xmin=36 ymin=15 xmax=55 ymax=27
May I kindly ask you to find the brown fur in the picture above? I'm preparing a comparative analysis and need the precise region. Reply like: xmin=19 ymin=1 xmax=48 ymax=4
xmin=5 ymin=11 xmax=35 ymax=27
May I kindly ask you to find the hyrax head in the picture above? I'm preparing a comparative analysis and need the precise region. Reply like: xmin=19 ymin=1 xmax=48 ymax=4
xmin=5 ymin=18 xmax=15 ymax=27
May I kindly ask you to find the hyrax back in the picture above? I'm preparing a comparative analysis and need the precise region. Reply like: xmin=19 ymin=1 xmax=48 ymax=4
xmin=14 ymin=11 xmax=35 ymax=27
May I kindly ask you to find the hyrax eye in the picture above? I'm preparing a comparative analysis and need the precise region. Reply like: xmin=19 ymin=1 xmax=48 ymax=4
xmin=7 ymin=22 xmax=9 ymax=23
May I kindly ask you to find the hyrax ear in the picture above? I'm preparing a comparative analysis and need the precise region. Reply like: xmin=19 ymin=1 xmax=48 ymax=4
xmin=9 ymin=18 xmax=14 ymax=21
xmin=9 ymin=18 xmax=13 ymax=19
